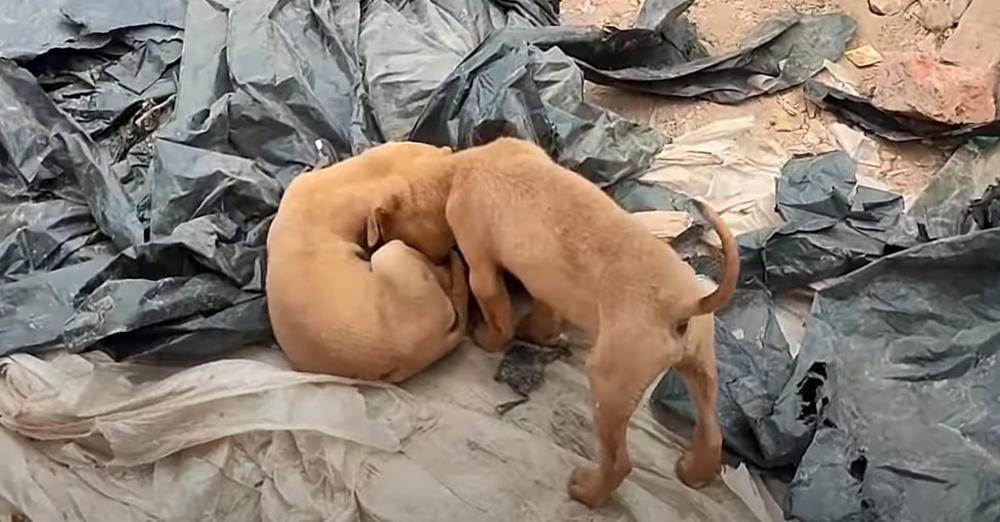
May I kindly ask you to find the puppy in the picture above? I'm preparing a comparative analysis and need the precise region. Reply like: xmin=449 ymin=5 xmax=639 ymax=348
xmin=368 ymin=138 xmax=738 ymax=507
xmin=265 ymin=142 xmax=468 ymax=383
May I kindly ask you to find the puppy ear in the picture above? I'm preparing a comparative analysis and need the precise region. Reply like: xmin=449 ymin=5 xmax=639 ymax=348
xmin=366 ymin=206 xmax=385 ymax=249
xmin=366 ymin=194 xmax=399 ymax=248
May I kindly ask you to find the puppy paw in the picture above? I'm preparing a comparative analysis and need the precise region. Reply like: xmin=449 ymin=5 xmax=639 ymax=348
xmin=473 ymin=323 xmax=508 ymax=352
xmin=674 ymin=451 xmax=718 ymax=489
xmin=568 ymin=465 xmax=610 ymax=508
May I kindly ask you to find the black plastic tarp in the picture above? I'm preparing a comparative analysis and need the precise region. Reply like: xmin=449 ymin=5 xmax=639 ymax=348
xmin=737 ymin=150 xmax=917 ymax=291
xmin=908 ymin=138 xmax=1000 ymax=241
xmin=654 ymin=151 xmax=916 ymax=470
xmin=653 ymin=145 xmax=1000 ymax=520
xmin=479 ymin=2 xmax=856 ymax=104
xmin=782 ymin=228 xmax=1000 ymax=522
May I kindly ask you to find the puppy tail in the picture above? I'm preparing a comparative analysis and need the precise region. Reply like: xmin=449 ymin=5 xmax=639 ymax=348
xmin=691 ymin=200 xmax=739 ymax=316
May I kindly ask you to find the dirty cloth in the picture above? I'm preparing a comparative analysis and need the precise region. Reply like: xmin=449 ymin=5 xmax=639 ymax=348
xmin=0 ymin=344 xmax=781 ymax=522
xmin=781 ymin=228 xmax=1000 ymax=522
xmin=804 ymin=80 xmax=1000 ymax=142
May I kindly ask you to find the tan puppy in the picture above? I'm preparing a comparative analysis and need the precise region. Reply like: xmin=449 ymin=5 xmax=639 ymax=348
xmin=368 ymin=138 xmax=738 ymax=507
xmin=265 ymin=142 xmax=468 ymax=383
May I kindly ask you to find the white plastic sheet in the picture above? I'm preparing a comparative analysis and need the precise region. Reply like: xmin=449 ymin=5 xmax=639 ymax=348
xmin=0 ymin=345 xmax=780 ymax=522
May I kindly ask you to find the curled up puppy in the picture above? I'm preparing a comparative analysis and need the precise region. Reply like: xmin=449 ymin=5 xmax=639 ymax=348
xmin=265 ymin=142 xmax=468 ymax=384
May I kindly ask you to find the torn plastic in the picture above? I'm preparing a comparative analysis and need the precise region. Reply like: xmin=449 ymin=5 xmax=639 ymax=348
xmin=782 ymin=228 xmax=1000 ymax=522
xmin=908 ymin=138 xmax=1000 ymax=240
xmin=640 ymin=116 xmax=788 ymax=236
xmin=0 ymin=0 xmax=185 ymax=61
xmin=804 ymin=80 xmax=1000 ymax=142
xmin=737 ymin=151 xmax=918 ymax=291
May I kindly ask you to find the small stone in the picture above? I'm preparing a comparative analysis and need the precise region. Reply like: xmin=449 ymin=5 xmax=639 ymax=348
xmin=941 ymin=0 xmax=1000 ymax=70
xmin=919 ymin=0 xmax=956 ymax=32
xmin=872 ymin=52 xmax=997 ymax=124
xmin=869 ymin=0 xmax=917 ymax=15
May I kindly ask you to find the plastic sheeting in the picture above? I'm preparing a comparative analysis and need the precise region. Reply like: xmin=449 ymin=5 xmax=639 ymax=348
xmin=0 ymin=344 xmax=781 ymax=522
xmin=908 ymin=138 xmax=1000 ymax=240
xmin=476 ymin=3 xmax=856 ymax=104
xmin=782 ymin=228 xmax=1000 ymax=522
xmin=736 ymin=151 xmax=917 ymax=291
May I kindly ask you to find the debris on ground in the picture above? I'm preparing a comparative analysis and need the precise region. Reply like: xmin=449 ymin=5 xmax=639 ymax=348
xmin=737 ymin=151 xmax=917 ymax=291
xmin=908 ymin=138 xmax=1000 ymax=239
xmin=493 ymin=340 xmax=572 ymax=414
xmin=844 ymin=44 xmax=883 ymax=67
xmin=547 ymin=5 xmax=857 ymax=103
xmin=868 ymin=0 xmax=917 ymax=15
xmin=917 ymin=0 xmax=957 ymax=32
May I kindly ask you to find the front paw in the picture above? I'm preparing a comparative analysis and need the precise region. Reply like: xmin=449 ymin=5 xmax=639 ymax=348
xmin=568 ymin=465 xmax=610 ymax=508
xmin=473 ymin=322 xmax=507 ymax=352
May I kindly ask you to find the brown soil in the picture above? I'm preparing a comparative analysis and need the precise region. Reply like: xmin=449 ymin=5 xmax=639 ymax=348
xmin=561 ymin=0 xmax=958 ymax=198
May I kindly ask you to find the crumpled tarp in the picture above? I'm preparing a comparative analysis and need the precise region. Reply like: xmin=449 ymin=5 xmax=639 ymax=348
xmin=0 ymin=343 xmax=781 ymax=522
xmin=652 ymin=137 xmax=1000 ymax=521
xmin=804 ymin=80 xmax=1000 ymax=142
xmin=782 ymin=228 xmax=1000 ymax=522
xmin=488 ymin=1 xmax=856 ymax=104
xmin=736 ymin=150 xmax=917 ymax=291
xmin=908 ymin=138 xmax=1000 ymax=240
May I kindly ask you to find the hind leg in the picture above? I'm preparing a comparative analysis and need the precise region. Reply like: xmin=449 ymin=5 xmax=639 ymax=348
xmin=569 ymin=323 xmax=681 ymax=507
xmin=673 ymin=317 xmax=722 ymax=487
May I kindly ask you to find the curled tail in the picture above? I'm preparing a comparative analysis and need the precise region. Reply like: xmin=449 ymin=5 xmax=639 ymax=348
xmin=690 ymin=200 xmax=739 ymax=316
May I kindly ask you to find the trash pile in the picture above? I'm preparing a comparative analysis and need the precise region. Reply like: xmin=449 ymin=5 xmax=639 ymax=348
xmin=0 ymin=0 xmax=998 ymax=521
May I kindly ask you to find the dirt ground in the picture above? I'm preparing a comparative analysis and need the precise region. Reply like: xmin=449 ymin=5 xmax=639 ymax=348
xmin=560 ymin=0 xmax=957 ymax=198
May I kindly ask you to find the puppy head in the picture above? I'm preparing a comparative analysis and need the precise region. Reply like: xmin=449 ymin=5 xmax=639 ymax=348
xmin=366 ymin=192 xmax=454 ymax=263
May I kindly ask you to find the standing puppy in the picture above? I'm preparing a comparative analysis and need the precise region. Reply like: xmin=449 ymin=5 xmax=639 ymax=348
xmin=266 ymin=142 xmax=467 ymax=383
xmin=370 ymin=138 xmax=738 ymax=507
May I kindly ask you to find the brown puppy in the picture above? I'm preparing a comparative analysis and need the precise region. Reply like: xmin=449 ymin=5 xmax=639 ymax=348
xmin=266 ymin=142 xmax=468 ymax=383
xmin=369 ymin=138 xmax=738 ymax=507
